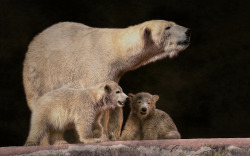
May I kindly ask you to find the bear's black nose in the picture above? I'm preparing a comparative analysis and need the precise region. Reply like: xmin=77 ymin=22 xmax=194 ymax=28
xmin=185 ymin=29 xmax=191 ymax=37
xmin=141 ymin=107 xmax=147 ymax=112
xmin=126 ymin=97 xmax=129 ymax=101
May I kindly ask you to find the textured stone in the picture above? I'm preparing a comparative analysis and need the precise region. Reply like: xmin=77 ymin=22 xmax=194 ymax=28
xmin=0 ymin=138 xmax=249 ymax=156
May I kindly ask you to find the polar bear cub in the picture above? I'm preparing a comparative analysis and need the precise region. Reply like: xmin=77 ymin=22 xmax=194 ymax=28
xmin=25 ymin=81 xmax=128 ymax=146
xmin=121 ymin=92 xmax=180 ymax=140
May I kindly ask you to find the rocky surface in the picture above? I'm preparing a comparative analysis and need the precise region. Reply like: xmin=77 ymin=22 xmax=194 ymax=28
xmin=0 ymin=138 xmax=249 ymax=156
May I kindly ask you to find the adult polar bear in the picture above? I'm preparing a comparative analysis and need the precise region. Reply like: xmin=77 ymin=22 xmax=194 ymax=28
xmin=23 ymin=20 xmax=190 ymax=144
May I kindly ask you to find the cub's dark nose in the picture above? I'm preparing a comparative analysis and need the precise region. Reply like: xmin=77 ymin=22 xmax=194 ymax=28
xmin=141 ymin=107 xmax=147 ymax=112
xmin=185 ymin=29 xmax=191 ymax=37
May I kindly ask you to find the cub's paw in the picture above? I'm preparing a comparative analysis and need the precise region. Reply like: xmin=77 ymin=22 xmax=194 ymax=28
xmin=24 ymin=141 xmax=39 ymax=146
xmin=93 ymin=138 xmax=101 ymax=143
xmin=109 ymin=132 xmax=117 ymax=141
xmin=80 ymin=138 xmax=101 ymax=144
xmin=100 ymin=134 xmax=109 ymax=142
xmin=54 ymin=140 xmax=69 ymax=145
xmin=92 ymin=129 xmax=102 ymax=138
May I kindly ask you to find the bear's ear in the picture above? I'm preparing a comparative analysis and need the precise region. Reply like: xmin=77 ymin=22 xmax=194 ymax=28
xmin=144 ymin=27 xmax=151 ymax=37
xmin=128 ymin=93 xmax=135 ymax=100
xmin=104 ymin=84 xmax=112 ymax=94
xmin=152 ymin=95 xmax=159 ymax=103
xmin=141 ymin=26 xmax=152 ymax=41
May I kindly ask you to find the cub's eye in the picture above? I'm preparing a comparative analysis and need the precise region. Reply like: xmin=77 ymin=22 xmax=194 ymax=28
xmin=116 ymin=91 xmax=120 ymax=94
xmin=138 ymin=101 xmax=141 ymax=103
xmin=165 ymin=26 xmax=171 ymax=30
xmin=148 ymin=102 xmax=151 ymax=104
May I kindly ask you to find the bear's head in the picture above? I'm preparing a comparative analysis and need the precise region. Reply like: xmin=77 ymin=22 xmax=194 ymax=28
xmin=99 ymin=81 xmax=128 ymax=109
xmin=139 ymin=20 xmax=191 ymax=64
xmin=128 ymin=92 xmax=159 ymax=118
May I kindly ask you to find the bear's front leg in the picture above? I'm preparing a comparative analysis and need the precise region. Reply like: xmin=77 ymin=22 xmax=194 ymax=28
xmin=120 ymin=114 xmax=141 ymax=141
xmin=107 ymin=107 xmax=123 ymax=141
xmin=75 ymin=117 xmax=101 ymax=143
xmin=76 ymin=124 xmax=101 ymax=143
xmin=143 ymin=127 xmax=158 ymax=140
xmin=92 ymin=111 xmax=105 ymax=138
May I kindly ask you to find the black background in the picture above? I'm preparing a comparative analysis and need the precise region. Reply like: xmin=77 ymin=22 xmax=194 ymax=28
xmin=1 ymin=0 xmax=250 ymax=147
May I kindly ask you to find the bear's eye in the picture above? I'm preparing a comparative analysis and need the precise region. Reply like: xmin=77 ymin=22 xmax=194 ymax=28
xmin=148 ymin=102 xmax=151 ymax=104
xmin=165 ymin=26 xmax=171 ymax=30
xmin=138 ymin=101 xmax=141 ymax=103
xmin=116 ymin=91 xmax=120 ymax=94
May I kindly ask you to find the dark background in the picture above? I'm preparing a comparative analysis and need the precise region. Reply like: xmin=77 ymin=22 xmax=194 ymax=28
xmin=1 ymin=0 xmax=250 ymax=147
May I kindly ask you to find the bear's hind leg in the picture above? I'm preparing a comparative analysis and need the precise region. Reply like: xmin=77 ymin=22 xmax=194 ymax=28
xmin=39 ymin=133 xmax=50 ymax=145
xmin=49 ymin=131 xmax=68 ymax=145
xmin=164 ymin=131 xmax=181 ymax=139
xmin=24 ymin=113 xmax=48 ymax=146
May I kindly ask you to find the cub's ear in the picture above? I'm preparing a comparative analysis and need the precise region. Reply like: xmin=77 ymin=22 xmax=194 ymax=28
xmin=104 ymin=84 xmax=112 ymax=94
xmin=152 ymin=95 xmax=159 ymax=103
xmin=128 ymin=93 xmax=135 ymax=100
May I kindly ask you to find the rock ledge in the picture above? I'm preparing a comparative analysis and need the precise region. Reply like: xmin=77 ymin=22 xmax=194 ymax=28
xmin=0 ymin=138 xmax=249 ymax=156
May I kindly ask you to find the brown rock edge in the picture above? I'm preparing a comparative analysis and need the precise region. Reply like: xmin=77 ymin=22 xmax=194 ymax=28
xmin=0 ymin=138 xmax=249 ymax=156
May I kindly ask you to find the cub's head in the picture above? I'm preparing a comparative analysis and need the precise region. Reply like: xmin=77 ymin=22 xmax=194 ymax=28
xmin=140 ymin=20 xmax=191 ymax=64
xmin=129 ymin=92 xmax=159 ymax=118
xmin=100 ymin=81 xmax=128 ymax=109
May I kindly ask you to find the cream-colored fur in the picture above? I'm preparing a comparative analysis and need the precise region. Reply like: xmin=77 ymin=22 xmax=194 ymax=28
xmin=121 ymin=92 xmax=181 ymax=140
xmin=24 ymin=81 xmax=127 ymax=146
xmin=23 ymin=20 xmax=190 ymax=143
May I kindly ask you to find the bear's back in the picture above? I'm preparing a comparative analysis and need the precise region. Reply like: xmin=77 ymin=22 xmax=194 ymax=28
xmin=28 ymin=22 xmax=93 ymax=56
xmin=36 ymin=88 xmax=86 ymax=109
xmin=155 ymin=109 xmax=178 ymax=131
